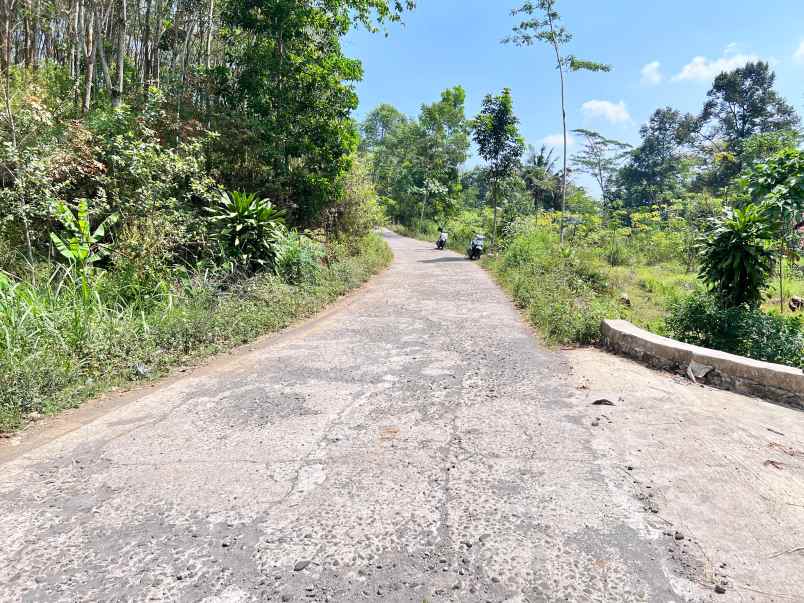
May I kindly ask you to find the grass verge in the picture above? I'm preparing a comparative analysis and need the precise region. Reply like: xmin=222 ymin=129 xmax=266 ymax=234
xmin=0 ymin=234 xmax=392 ymax=432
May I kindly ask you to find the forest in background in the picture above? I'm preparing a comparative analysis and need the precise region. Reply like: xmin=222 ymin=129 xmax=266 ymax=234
xmin=362 ymin=56 xmax=804 ymax=369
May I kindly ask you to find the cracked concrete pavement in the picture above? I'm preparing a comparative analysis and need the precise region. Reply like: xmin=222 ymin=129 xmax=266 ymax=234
xmin=1 ymin=231 xmax=802 ymax=602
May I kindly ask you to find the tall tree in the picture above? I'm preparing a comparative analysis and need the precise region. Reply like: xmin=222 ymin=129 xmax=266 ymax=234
xmin=616 ymin=107 xmax=696 ymax=207
xmin=359 ymin=103 xmax=407 ymax=152
xmin=472 ymin=88 xmax=525 ymax=252
xmin=506 ymin=0 xmax=610 ymax=245
xmin=571 ymin=129 xmax=631 ymax=204
xmin=698 ymin=61 xmax=800 ymax=189
xmin=361 ymin=87 xmax=470 ymax=224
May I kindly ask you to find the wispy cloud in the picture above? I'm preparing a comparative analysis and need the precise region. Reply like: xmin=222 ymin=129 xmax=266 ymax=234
xmin=542 ymin=133 xmax=575 ymax=147
xmin=794 ymin=41 xmax=804 ymax=63
xmin=640 ymin=61 xmax=663 ymax=86
xmin=581 ymin=100 xmax=631 ymax=124
xmin=673 ymin=53 xmax=759 ymax=81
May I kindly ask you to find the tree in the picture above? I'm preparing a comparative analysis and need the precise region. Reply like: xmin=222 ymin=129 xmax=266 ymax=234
xmin=359 ymin=104 xmax=407 ymax=152
xmin=698 ymin=204 xmax=775 ymax=308
xmin=472 ymin=88 xmax=525 ymax=252
xmin=362 ymin=87 xmax=470 ymax=224
xmin=698 ymin=61 xmax=800 ymax=189
xmin=616 ymin=107 xmax=697 ymax=207
xmin=506 ymin=0 xmax=610 ymax=245
xmin=741 ymin=147 xmax=804 ymax=311
xmin=521 ymin=144 xmax=560 ymax=211
xmin=0 ymin=0 xmax=415 ymax=230
xmin=570 ymin=129 xmax=631 ymax=204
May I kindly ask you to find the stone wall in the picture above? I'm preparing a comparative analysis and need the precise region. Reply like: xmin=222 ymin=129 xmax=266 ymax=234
xmin=601 ymin=320 xmax=804 ymax=410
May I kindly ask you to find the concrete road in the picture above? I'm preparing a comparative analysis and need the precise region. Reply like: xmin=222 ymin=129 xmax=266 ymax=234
xmin=0 ymin=231 xmax=800 ymax=602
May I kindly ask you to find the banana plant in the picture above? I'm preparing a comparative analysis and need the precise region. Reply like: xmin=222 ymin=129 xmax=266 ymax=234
xmin=49 ymin=200 xmax=119 ymax=302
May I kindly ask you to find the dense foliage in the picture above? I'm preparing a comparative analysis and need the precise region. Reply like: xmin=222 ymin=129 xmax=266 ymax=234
xmin=0 ymin=0 xmax=410 ymax=430
xmin=666 ymin=292 xmax=804 ymax=368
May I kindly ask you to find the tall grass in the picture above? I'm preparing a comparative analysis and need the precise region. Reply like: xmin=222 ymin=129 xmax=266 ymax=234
xmin=0 ymin=234 xmax=392 ymax=431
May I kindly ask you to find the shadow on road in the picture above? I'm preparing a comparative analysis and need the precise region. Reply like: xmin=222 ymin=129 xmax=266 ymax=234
xmin=418 ymin=256 xmax=470 ymax=264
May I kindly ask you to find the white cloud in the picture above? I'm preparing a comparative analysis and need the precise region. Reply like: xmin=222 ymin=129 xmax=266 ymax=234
xmin=673 ymin=53 xmax=759 ymax=81
xmin=581 ymin=100 xmax=631 ymax=124
xmin=542 ymin=133 xmax=575 ymax=147
xmin=794 ymin=41 xmax=804 ymax=63
xmin=640 ymin=61 xmax=663 ymax=86
xmin=724 ymin=42 xmax=739 ymax=55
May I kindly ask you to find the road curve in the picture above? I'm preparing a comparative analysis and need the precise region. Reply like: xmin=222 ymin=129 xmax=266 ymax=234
xmin=0 ymin=231 xmax=699 ymax=602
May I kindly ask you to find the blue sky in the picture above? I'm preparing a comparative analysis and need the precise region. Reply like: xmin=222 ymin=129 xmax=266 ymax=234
xmin=343 ymin=0 xmax=804 ymax=194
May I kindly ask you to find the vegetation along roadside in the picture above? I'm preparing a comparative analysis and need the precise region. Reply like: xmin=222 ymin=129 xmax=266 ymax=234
xmin=370 ymin=4 xmax=803 ymax=371
xmin=0 ymin=0 xmax=411 ymax=432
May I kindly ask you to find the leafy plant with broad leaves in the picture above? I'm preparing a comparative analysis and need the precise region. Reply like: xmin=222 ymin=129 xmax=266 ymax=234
xmin=50 ymin=200 xmax=119 ymax=303
xmin=50 ymin=200 xmax=119 ymax=270
xmin=205 ymin=191 xmax=286 ymax=272
xmin=698 ymin=204 xmax=775 ymax=308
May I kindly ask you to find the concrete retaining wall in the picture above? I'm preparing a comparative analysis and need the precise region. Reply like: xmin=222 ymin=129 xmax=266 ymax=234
xmin=601 ymin=320 xmax=804 ymax=410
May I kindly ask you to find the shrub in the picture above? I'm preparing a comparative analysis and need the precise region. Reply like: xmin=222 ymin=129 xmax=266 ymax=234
xmin=492 ymin=223 xmax=621 ymax=345
xmin=273 ymin=230 xmax=326 ymax=285
xmin=326 ymin=156 xmax=386 ymax=238
xmin=665 ymin=291 xmax=804 ymax=368
xmin=205 ymin=191 xmax=285 ymax=272
xmin=698 ymin=204 xmax=775 ymax=308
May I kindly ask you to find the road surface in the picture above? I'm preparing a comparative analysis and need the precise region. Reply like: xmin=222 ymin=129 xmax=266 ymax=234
xmin=1 ymin=231 xmax=802 ymax=602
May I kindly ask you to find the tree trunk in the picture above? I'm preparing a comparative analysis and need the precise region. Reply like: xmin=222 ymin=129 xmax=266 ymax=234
xmin=141 ymin=0 xmax=151 ymax=91
xmin=112 ymin=0 xmax=125 ymax=107
xmin=491 ymin=181 xmax=498 ymax=254
xmin=547 ymin=12 xmax=568 ymax=247
xmin=205 ymin=0 xmax=214 ymax=70
xmin=82 ymin=5 xmax=97 ymax=114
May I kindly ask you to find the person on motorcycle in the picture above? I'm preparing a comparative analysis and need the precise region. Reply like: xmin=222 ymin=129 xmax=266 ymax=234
xmin=468 ymin=233 xmax=485 ymax=260
xmin=436 ymin=226 xmax=448 ymax=250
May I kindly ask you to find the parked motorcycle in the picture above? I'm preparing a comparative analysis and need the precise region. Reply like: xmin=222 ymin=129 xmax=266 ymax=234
xmin=436 ymin=231 xmax=448 ymax=250
xmin=468 ymin=234 xmax=485 ymax=260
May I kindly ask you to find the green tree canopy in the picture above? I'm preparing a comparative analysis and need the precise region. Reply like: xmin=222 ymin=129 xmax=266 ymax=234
xmin=472 ymin=88 xmax=525 ymax=249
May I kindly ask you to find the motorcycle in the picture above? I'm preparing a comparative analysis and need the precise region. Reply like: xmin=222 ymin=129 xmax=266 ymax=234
xmin=436 ymin=231 xmax=448 ymax=250
xmin=468 ymin=235 xmax=485 ymax=260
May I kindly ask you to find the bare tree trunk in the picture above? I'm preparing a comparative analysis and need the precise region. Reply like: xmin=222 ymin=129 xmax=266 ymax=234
xmin=97 ymin=21 xmax=113 ymax=91
xmin=22 ymin=0 xmax=31 ymax=67
xmin=81 ymin=3 xmax=97 ymax=114
xmin=152 ymin=0 xmax=162 ymax=88
xmin=0 ymin=0 xmax=15 ymax=77
xmin=112 ymin=0 xmax=125 ymax=106
xmin=546 ymin=11 xmax=568 ymax=247
xmin=205 ymin=0 xmax=213 ymax=69
xmin=141 ymin=0 xmax=151 ymax=91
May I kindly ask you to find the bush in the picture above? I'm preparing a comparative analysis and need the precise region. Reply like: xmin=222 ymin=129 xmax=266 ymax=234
xmin=326 ymin=156 xmax=386 ymax=238
xmin=698 ymin=204 xmax=775 ymax=308
xmin=491 ymin=221 xmax=622 ymax=345
xmin=665 ymin=291 xmax=804 ymax=368
xmin=273 ymin=230 xmax=326 ymax=285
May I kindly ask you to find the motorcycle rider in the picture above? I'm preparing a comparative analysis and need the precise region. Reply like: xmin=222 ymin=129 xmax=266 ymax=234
xmin=436 ymin=225 xmax=448 ymax=250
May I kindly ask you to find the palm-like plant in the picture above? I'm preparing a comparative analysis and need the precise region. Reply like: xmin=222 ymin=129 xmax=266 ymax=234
xmin=698 ymin=204 xmax=775 ymax=308
xmin=205 ymin=191 xmax=286 ymax=272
